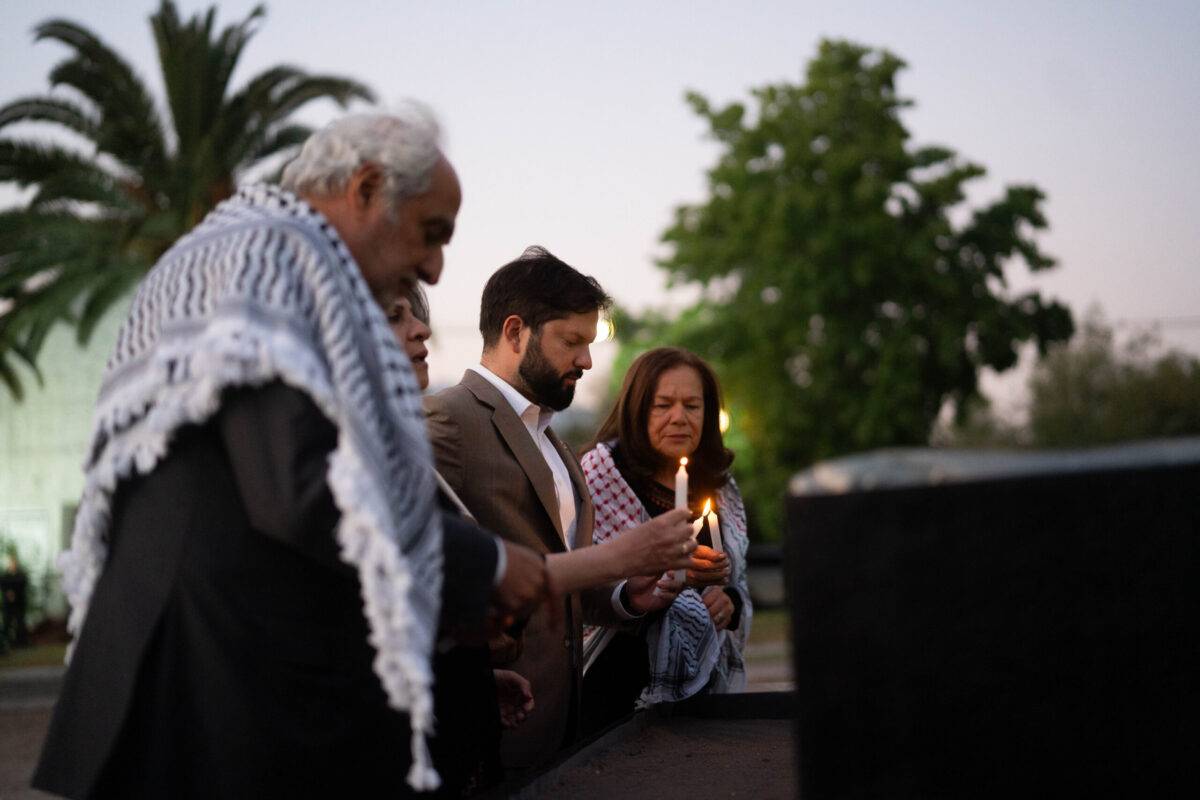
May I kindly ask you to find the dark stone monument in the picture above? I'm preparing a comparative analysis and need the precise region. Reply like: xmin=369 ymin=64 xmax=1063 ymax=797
xmin=787 ymin=439 xmax=1200 ymax=798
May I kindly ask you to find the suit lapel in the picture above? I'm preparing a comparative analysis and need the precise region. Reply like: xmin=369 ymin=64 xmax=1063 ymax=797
xmin=546 ymin=427 xmax=594 ymax=551
xmin=462 ymin=371 xmax=567 ymax=552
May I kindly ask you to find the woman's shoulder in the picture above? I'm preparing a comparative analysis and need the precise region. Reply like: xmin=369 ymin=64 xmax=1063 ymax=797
xmin=580 ymin=439 xmax=617 ymax=472
xmin=717 ymin=474 xmax=746 ymax=513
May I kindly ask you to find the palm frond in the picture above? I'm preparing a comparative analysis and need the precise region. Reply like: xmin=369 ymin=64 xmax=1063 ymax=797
xmin=29 ymin=170 xmax=138 ymax=212
xmin=17 ymin=308 xmax=62 ymax=367
xmin=250 ymin=124 xmax=312 ymax=162
xmin=0 ymin=139 xmax=111 ymax=189
xmin=0 ymin=326 xmax=43 ymax=398
xmin=36 ymin=18 xmax=168 ymax=180
xmin=2 ymin=254 xmax=116 ymax=354
xmin=210 ymin=5 xmax=266 ymax=105
xmin=224 ymin=65 xmax=308 ymax=112
xmin=268 ymin=75 xmax=375 ymax=122
xmin=0 ymin=96 xmax=99 ymax=138
xmin=212 ymin=66 xmax=309 ymax=161
xmin=0 ymin=209 xmax=124 ymax=294
xmin=0 ymin=352 xmax=29 ymax=401
xmin=221 ymin=71 xmax=373 ymax=167
xmin=153 ymin=2 xmax=266 ymax=162
xmin=2 ymin=2 xmax=373 ymax=399
xmin=75 ymin=260 xmax=141 ymax=344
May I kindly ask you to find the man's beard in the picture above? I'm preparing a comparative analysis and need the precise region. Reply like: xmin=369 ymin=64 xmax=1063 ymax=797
xmin=519 ymin=334 xmax=582 ymax=411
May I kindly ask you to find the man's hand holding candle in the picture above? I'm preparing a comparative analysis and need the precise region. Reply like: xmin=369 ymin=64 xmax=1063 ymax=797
xmin=625 ymin=570 xmax=686 ymax=614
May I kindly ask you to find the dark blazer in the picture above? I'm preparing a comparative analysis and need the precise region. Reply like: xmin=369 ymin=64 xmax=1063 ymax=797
xmin=425 ymin=370 xmax=622 ymax=773
xmin=33 ymin=383 xmax=497 ymax=799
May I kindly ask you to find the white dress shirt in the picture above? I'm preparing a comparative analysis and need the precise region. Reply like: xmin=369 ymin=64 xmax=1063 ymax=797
xmin=471 ymin=364 xmax=578 ymax=548
xmin=471 ymin=364 xmax=638 ymax=620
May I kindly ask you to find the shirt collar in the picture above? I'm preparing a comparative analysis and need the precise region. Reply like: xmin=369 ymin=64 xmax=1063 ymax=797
xmin=471 ymin=364 xmax=555 ymax=433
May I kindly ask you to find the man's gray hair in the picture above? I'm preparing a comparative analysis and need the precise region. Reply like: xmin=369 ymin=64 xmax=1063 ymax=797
xmin=281 ymin=104 xmax=442 ymax=208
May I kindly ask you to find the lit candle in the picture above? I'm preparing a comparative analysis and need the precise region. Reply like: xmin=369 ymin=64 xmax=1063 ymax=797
xmin=672 ymin=458 xmax=691 ymax=584
xmin=694 ymin=499 xmax=712 ymax=540
xmin=707 ymin=505 xmax=723 ymax=554
xmin=674 ymin=457 xmax=689 ymax=510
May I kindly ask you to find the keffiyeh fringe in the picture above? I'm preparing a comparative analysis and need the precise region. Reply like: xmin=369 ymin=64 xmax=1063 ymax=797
xmin=57 ymin=185 xmax=443 ymax=790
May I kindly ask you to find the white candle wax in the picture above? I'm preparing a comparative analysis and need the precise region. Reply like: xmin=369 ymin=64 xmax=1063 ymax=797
xmin=672 ymin=459 xmax=690 ymax=584
xmin=674 ymin=457 xmax=689 ymax=509
xmin=707 ymin=510 xmax=723 ymax=553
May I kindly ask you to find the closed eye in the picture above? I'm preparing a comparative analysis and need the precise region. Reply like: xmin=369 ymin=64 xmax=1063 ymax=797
xmin=423 ymin=219 xmax=454 ymax=245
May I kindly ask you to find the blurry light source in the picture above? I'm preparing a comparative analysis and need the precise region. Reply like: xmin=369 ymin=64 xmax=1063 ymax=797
xmin=719 ymin=408 xmax=731 ymax=433
xmin=597 ymin=317 xmax=615 ymax=342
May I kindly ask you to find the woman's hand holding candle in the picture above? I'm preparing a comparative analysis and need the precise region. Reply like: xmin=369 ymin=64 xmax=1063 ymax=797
xmin=628 ymin=570 xmax=685 ymax=613
xmin=685 ymin=544 xmax=730 ymax=588
xmin=683 ymin=500 xmax=728 ymax=587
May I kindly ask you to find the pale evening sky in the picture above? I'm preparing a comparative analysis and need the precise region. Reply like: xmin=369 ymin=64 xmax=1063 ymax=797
xmin=2 ymin=0 xmax=1197 ymax=416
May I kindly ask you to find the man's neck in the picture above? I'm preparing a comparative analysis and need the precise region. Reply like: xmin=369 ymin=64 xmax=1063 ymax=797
xmin=478 ymin=354 xmax=539 ymax=406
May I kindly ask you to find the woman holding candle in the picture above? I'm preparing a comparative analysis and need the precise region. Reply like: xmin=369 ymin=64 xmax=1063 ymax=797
xmin=579 ymin=346 xmax=752 ymax=733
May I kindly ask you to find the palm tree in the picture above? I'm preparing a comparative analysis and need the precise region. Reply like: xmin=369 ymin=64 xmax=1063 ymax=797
xmin=0 ymin=1 xmax=375 ymax=398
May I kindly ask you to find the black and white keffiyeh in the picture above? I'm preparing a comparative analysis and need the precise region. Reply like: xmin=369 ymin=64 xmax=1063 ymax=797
xmin=581 ymin=441 xmax=752 ymax=704
xmin=58 ymin=184 xmax=444 ymax=789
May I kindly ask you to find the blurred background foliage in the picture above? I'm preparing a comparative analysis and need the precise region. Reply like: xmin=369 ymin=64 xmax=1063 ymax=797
xmin=0 ymin=0 xmax=373 ymax=399
xmin=6 ymin=13 xmax=1198 ymax=548
xmin=614 ymin=39 xmax=1076 ymax=541
xmin=940 ymin=309 xmax=1200 ymax=450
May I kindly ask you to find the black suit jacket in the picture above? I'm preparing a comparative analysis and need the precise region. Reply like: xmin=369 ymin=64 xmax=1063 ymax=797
xmin=33 ymin=383 xmax=497 ymax=799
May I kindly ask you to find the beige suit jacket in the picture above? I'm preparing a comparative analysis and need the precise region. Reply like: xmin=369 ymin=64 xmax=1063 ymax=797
xmin=425 ymin=370 xmax=622 ymax=772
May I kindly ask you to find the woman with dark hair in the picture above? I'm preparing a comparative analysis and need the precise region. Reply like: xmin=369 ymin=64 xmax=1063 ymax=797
xmin=579 ymin=346 xmax=752 ymax=733
xmin=386 ymin=286 xmax=536 ymax=797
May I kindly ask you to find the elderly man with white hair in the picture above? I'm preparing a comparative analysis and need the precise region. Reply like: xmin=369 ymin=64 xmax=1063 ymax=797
xmin=33 ymin=107 xmax=550 ymax=799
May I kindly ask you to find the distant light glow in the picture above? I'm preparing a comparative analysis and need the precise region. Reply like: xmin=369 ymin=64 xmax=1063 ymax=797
xmin=718 ymin=409 xmax=731 ymax=433
xmin=596 ymin=317 xmax=615 ymax=342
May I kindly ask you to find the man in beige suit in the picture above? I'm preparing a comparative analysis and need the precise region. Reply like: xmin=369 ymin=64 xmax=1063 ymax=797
xmin=426 ymin=246 xmax=697 ymax=774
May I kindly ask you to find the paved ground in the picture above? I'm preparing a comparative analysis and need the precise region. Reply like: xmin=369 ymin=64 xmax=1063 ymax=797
xmin=744 ymin=641 xmax=793 ymax=693
xmin=0 ymin=640 xmax=792 ymax=797
xmin=1 ymin=671 xmax=56 ymax=800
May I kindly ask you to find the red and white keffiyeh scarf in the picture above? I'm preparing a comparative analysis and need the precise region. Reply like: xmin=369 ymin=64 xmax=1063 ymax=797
xmin=581 ymin=441 xmax=752 ymax=703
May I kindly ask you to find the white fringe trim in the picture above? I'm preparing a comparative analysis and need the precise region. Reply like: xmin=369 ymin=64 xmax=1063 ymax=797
xmin=59 ymin=319 xmax=442 ymax=791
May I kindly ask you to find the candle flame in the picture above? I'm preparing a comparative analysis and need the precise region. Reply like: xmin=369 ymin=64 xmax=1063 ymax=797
xmin=680 ymin=457 xmax=688 ymax=467
xmin=702 ymin=498 xmax=712 ymax=515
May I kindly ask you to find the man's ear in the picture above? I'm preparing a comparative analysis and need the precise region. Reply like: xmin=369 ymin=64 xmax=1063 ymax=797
xmin=346 ymin=162 xmax=385 ymax=213
xmin=501 ymin=315 xmax=526 ymax=354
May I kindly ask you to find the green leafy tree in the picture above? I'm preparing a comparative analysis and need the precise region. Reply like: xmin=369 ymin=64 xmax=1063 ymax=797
xmin=0 ymin=1 xmax=374 ymax=398
xmin=620 ymin=39 xmax=1073 ymax=539
xmin=1028 ymin=312 xmax=1200 ymax=447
